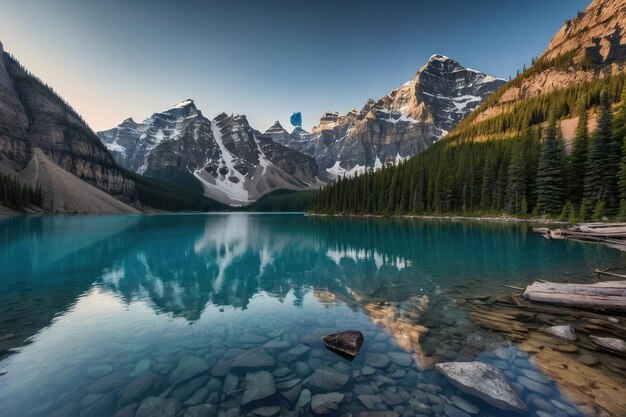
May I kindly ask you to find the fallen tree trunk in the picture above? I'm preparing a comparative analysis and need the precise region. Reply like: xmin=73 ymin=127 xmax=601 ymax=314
xmin=523 ymin=280 xmax=626 ymax=312
xmin=534 ymin=223 xmax=626 ymax=250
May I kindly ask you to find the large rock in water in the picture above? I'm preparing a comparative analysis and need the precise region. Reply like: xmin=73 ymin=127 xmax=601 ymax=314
xmin=590 ymin=336 xmax=626 ymax=353
xmin=544 ymin=325 xmax=577 ymax=341
xmin=436 ymin=362 xmax=526 ymax=413
xmin=322 ymin=331 xmax=364 ymax=358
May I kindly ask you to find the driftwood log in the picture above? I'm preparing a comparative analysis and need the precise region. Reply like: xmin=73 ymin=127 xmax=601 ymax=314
xmin=534 ymin=223 xmax=626 ymax=250
xmin=523 ymin=280 xmax=626 ymax=312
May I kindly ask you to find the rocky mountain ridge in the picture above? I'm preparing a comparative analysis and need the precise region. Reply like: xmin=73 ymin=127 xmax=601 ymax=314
xmin=99 ymin=100 xmax=321 ymax=205
xmin=264 ymin=55 xmax=505 ymax=177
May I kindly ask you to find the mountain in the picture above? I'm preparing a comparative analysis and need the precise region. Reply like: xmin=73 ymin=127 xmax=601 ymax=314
xmin=312 ymin=0 xmax=626 ymax=219
xmin=0 ymin=42 xmax=230 ymax=214
xmin=266 ymin=55 xmax=505 ymax=178
xmin=452 ymin=0 xmax=626 ymax=139
xmin=0 ymin=43 xmax=132 ymax=197
xmin=98 ymin=100 xmax=322 ymax=205
xmin=0 ymin=41 xmax=137 ymax=213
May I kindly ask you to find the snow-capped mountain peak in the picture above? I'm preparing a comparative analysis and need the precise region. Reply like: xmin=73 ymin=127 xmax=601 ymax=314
xmin=428 ymin=53 xmax=451 ymax=62
xmin=98 ymin=104 xmax=322 ymax=205
xmin=173 ymin=98 xmax=195 ymax=109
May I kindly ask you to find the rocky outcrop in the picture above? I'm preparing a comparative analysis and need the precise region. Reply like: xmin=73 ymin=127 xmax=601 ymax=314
xmin=274 ymin=55 xmax=504 ymax=177
xmin=99 ymin=101 xmax=321 ymax=205
xmin=0 ymin=42 xmax=134 ymax=199
xmin=545 ymin=0 xmax=626 ymax=66
xmin=471 ymin=0 xmax=626 ymax=124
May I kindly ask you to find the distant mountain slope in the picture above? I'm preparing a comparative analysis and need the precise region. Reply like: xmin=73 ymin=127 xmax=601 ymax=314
xmin=265 ymin=55 xmax=505 ymax=178
xmin=98 ymin=100 xmax=322 ymax=205
xmin=21 ymin=149 xmax=139 ymax=214
xmin=0 ymin=41 xmax=134 ymax=199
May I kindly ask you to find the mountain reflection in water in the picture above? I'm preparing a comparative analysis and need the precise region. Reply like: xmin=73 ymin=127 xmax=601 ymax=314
xmin=0 ymin=214 xmax=622 ymax=417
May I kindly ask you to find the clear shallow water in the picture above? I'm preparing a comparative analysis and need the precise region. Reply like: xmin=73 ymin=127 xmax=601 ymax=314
xmin=0 ymin=214 xmax=623 ymax=417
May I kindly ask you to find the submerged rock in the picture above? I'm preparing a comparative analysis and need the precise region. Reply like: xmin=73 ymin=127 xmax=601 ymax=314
xmin=322 ymin=331 xmax=364 ymax=358
xmin=450 ymin=395 xmax=479 ymax=414
xmin=170 ymin=356 xmax=210 ymax=385
xmin=306 ymin=367 xmax=350 ymax=391
xmin=388 ymin=352 xmax=412 ymax=367
xmin=544 ymin=325 xmax=576 ymax=341
xmin=435 ymin=361 xmax=526 ymax=413
xmin=119 ymin=371 xmax=157 ymax=404
xmin=590 ymin=335 xmax=626 ymax=353
xmin=311 ymin=392 xmax=344 ymax=414
xmin=295 ymin=388 xmax=311 ymax=410
xmin=181 ymin=404 xmax=216 ymax=417
xmin=241 ymin=371 xmax=276 ymax=405
xmin=135 ymin=397 xmax=181 ymax=417
xmin=248 ymin=406 xmax=280 ymax=417
xmin=365 ymin=353 xmax=390 ymax=368
xmin=578 ymin=354 xmax=599 ymax=366
xmin=231 ymin=349 xmax=275 ymax=369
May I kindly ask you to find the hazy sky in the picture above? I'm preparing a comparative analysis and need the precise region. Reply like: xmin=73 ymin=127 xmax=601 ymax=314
xmin=0 ymin=0 xmax=589 ymax=132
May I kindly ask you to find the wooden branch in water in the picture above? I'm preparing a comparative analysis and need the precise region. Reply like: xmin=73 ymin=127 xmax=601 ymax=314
xmin=523 ymin=280 xmax=626 ymax=312
xmin=595 ymin=268 xmax=626 ymax=279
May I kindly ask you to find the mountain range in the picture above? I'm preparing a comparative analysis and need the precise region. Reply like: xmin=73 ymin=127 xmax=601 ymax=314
xmin=265 ymin=54 xmax=505 ymax=177
xmin=98 ymin=55 xmax=503 ymax=204
xmin=98 ymin=100 xmax=321 ymax=205
xmin=2 ymin=0 xmax=617 ymax=213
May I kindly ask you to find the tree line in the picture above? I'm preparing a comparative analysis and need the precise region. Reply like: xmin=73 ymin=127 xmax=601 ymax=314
xmin=312 ymin=81 xmax=626 ymax=222
xmin=0 ymin=173 xmax=42 ymax=210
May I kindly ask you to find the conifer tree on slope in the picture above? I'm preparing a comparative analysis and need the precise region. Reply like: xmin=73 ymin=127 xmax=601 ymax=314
xmin=584 ymin=90 xmax=614 ymax=209
xmin=567 ymin=97 xmax=589 ymax=205
xmin=537 ymin=113 xmax=566 ymax=214
xmin=615 ymin=88 xmax=626 ymax=202
xmin=505 ymin=134 xmax=526 ymax=213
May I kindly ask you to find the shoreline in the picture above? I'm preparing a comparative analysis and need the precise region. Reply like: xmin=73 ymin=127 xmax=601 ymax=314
xmin=304 ymin=212 xmax=569 ymax=225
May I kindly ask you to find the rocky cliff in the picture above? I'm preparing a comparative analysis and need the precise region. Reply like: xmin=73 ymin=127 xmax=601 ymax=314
xmin=99 ymin=100 xmax=321 ymax=205
xmin=471 ymin=0 xmax=626 ymax=124
xmin=0 ymin=41 xmax=134 ymax=199
xmin=265 ymin=55 xmax=505 ymax=177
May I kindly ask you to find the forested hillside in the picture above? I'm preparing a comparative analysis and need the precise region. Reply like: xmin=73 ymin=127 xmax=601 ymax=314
xmin=312 ymin=0 xmax=626 ymax=220
xmin=312 ymin=78 xmax=626 ymax=221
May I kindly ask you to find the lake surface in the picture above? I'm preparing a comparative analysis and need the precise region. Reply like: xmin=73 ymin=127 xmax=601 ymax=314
xmin=0 ymin=214 xmax=623 ymax=417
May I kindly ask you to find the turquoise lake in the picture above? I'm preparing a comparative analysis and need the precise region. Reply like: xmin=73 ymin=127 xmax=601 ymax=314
xmin=0 ymin=214 xmax=623 ymax=417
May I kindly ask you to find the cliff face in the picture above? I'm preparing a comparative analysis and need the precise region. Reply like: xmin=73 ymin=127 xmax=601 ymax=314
xmin=472 ymin=0 xmax=626 ymax=123
xmin=545 ymin=0 xmax=626 ymax=65
xmin=0 ymin=42 xmax=134 ymax=198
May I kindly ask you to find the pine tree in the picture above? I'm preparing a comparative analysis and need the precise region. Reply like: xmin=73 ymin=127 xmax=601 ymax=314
xmin=616 ymin=88 xmax=626 ymax=200
xmin=584 ymin=90 xmax=613 ymax=207
xmin=567 ymin=97 xmax=588 ymax=204
xmin=537 ymin=114 xmax=566 ymax=214
xmin=505 ymin=139 xmax=526 ymax=213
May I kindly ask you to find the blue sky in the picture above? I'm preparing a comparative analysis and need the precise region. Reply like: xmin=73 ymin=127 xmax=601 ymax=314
xmin=0 ymin=0 xmax=589 ymax=132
